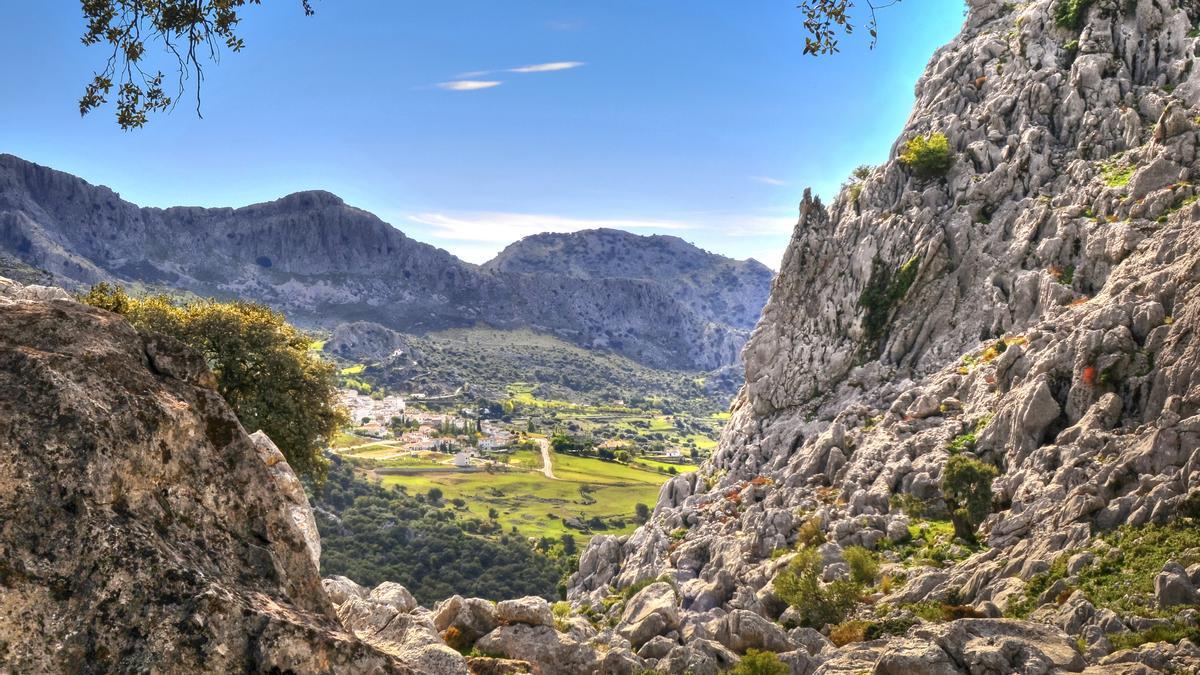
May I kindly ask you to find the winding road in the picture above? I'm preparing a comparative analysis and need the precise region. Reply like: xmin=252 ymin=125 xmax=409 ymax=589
xmin=534 ymin=437 xmax=557 ymax=480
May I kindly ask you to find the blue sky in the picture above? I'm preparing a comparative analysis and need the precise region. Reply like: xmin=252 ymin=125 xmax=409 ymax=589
xmin=0 ymin=1 xmax=964 ymax=267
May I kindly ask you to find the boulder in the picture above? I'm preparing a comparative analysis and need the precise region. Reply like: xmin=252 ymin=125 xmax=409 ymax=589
xmin=474 ymin=624 xmax=598 ymax=675
xmin=325 ymin=576 xmax=370 ymax=606
xmin=496 ymin=596 xmax=554 ymax=627
xmin=337 ymin=597 xmax=470 ymax=674
xmin=434 ymin=595 xmax=499 ymax=643
xmin=932 ymin=619 xmax=1086 ymax=673
xmin=875 ymin=639 xmax=962 ymax=675
xmin=715 ymin=609 xmax=793 ymax=653
xmin=1155 ymin=562 xmax=1200 ymax=608
xmin=638 ymin=635 xmax=679 ymax=660
xmin=655 ymin=639 xmax=738 ymax=675
xmin=617 ymin=582 xmax=680 ymax=648
xmin=369 ymin=581 xmax=418 ymax=614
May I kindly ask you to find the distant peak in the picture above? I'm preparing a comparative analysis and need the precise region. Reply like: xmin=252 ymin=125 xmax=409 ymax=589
xmin=274 ymin=190 xmax=346 ymax=208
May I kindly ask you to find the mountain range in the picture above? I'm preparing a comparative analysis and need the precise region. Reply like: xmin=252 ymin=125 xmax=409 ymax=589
xmin=0 ymin=153 xmax=773 ymax=371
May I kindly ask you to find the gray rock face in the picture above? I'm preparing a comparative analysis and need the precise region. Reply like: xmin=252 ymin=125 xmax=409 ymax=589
xmin=0 ymin=155 xmax=769 ymax=370
xmin=568 ymin=0 xmax=1200 ymax=672
xmin=0 ymin=287 xmax=410 ymax=672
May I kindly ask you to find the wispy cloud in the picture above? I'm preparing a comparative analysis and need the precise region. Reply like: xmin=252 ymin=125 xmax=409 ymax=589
xmin=509 ymin=61 xmax=585 ymax=73
xmin=452 ymin=61 xmax=586 ymax=80
xmin=546 ymin=19 xmax=583 ymax=31
xmin=407 ymin=211 xmax=691 ymax=245
xmin=436 ymin=80 xmax=503 ymax=91
xmin=751 ymin=175 xmax=787 ymax=186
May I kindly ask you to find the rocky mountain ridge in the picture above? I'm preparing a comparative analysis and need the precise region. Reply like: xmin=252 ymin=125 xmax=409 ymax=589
xmin=0 ymin=154 xmax=770 ymax=371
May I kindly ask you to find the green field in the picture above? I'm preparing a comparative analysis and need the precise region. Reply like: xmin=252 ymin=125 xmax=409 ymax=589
xmin=376 ymin=450 xmax=691 ymax=543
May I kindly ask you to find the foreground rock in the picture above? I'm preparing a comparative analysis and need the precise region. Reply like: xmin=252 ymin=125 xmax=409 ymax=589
xmin=0 ymin=288 xmax=410 ymax=672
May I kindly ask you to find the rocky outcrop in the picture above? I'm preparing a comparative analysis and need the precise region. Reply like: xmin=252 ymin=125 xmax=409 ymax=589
xmin=0 ymin=282 xmax=411 ymax=672
xmin=568 ymin=0 xmax=1200 ymax=672
xmin=0 ymin=155 xmax=769 ymax=370
xmin=324 ymin=321 xmax=420 ymax=363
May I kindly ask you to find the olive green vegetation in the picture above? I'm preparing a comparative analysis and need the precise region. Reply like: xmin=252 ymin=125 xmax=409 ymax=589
xmin=844 ymin=546 xmax=881 ymax=585
xmin=1006 ymin=522 xmax=1200 ymax=624
xmin=858 ymin=255 xmax=922 ymax=350
xmin=1054 ymin=0 xmax=1094 ymax=29
xmin=947 ymin=416 xmax=992 ymax=455
xmin=310 ymin=458 xmax=564 ymax=605
xmin=80 ymin=283 xmax=346 ymax=483
xmin=1109 ymin=623 xmax=1200 ymax=652
xmin=898 ymin=133 xmax=955 ymax=180
xmin=879 ymin=518 xmax=983 ymax=568
xmin=377 ymin=450 xmax=675 ymax=545
xmin=774 ymin=548 xmax=862 ymax=628
xmin=1102 ymin=162 xmax=1136 ymax=188
xmin=728 ymin=650 xmax=789 ymax=675
xmin=940 ymin=455 xmax=999 ymax=542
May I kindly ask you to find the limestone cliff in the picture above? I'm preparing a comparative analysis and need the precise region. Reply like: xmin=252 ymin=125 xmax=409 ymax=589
xmin=567 ymin=0 xmax=1200 ymax=672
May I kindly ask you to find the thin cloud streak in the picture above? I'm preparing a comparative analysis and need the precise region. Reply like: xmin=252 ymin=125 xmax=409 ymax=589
xmin=751 ymin=175 xmax=787 ymax=186
xmin=453 ymin=61 xmax=586 ymax=79
xmin=509 ymin=61 xmax=585 ymax=73
xmin=437 ymin=80 xmax=503 ymax=91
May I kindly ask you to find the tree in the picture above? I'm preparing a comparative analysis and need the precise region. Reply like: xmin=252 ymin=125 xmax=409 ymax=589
xmin=635 ymin=503 xmax=651 ymax=524
xmin=773 ymin=548 xmax=861 ymax=628
xmin=941 ymin=454 xmax=999 ymax=542
xmin=560 ymin=534 xmax=576 ymax=556
xmin=78 ymin=0 xmax=315 ymax=129
xmin=798 ymin=1 xmax=904 ymax=56
xmin=427 ymin=487 xmax=444 ymax=503
xmin=79 ymin=283 xmax=345 ymax=483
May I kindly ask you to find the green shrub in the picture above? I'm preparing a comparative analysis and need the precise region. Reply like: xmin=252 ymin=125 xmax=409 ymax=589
xmin=844 ymin=546 xmax=880 ymax=585
xmin=1109 ymin=622 xmax=1200 ymax=652
xmin=1054 ymin=0 xmax=1093 ymax=29
xmin=941 ymin=455 xmax=999 ymax=542
xmin=898 ymin=133 xmax=954 ymax=179
xmin=729 ymin=649 xmax=789 ymax=675
xmin=796 ymin=515 xmax=827 ymax=548
xmin=774 ymin=548 xmax=862 ymax=628
xmin=858 ymin=255 xmax=922 ymax=349
xmin=829 ymin=620 xmax=872 ymax=646
xmin=80 ymin=283 xmax=346 ymax=483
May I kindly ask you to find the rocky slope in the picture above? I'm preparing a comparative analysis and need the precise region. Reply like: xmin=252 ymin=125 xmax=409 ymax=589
xmin=0 ymin=155 xmax=770 ymax=370
xmin=558 ymin=0 xmax=1200 ymax=671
